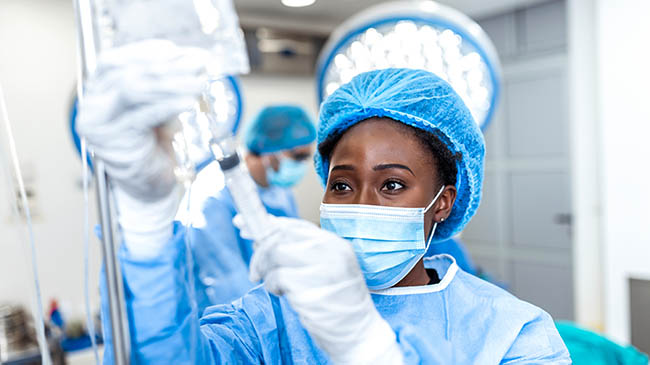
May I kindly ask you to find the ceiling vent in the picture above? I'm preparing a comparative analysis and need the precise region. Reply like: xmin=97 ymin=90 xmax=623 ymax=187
xmin=244 ymin=27 xmax=326 ymax=75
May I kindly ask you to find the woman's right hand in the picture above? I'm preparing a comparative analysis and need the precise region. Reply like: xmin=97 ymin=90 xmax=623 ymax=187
xmin=76 ymin=39 xmax=208 ymax=258
xmin=76 ymin=39 xmax=207 ymax=201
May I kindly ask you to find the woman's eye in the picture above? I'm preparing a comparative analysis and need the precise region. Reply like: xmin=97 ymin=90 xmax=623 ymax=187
xmin=381 ymin=181 xmax=405 ymax=192
xmin=331 ymin=182 xmax=351 ymax=192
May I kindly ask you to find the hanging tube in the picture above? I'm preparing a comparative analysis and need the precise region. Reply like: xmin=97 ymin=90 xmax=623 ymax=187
xmin=0 ymin=84 xmax=51 ymax=365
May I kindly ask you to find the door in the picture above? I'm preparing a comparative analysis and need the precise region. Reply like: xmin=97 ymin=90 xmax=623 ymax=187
xmin=463 ymin=0 xmax=574 ymax=321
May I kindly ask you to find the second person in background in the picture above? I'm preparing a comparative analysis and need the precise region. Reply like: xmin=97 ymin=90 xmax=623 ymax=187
xmin=180 ymin=104 xmax=316 ymax=312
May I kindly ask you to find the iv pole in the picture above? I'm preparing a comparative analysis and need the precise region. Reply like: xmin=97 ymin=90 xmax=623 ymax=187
xmin=72 ymin=0 xmax=131 ymax=363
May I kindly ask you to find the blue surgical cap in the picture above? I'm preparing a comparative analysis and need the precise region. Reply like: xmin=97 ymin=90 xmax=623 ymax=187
xmin=244 ymin=105 xmax=316 ymax=154
xmin=314 ymin=68 xmax=485 ymax=241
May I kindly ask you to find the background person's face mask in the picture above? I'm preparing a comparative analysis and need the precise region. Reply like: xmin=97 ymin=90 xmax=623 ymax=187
xmin=266 ymin=157 xmax=307 ymax=188
xmin=320 ymin=186 xmax=445 ymax=290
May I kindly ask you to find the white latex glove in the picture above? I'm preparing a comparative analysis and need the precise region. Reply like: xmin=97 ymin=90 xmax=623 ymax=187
xmin=234 ymin=215 xmax=404 ymax=365
xmin=77 ymin=39 xmax=208 ymax=258
xmin=77 ymin=39 xmax=208 ymax=201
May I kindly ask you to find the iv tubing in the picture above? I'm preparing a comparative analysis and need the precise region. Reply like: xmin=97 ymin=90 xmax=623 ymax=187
xmin=82 ymin=138 xmax=100 ymax=364
xmin=0 ymin=84 xmax=52 ymax=365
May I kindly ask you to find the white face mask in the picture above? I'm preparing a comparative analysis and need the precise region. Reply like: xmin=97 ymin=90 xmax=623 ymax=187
xmin=319 ymin=186 xmax=445 ymax=290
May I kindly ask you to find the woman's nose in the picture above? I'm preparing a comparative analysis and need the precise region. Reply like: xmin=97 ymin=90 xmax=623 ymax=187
xmin=355 ymin=186 xmax=381 ymax=206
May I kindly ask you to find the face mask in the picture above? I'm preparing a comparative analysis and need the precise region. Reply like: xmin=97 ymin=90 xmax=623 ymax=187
xmin=266 ymin=157 xmax=307 ymax=188
xmin=319 ymin=186 xmax=445 ymax=290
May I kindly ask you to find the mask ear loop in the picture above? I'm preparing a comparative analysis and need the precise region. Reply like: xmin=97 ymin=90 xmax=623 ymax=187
xmin=424 ymin=185 xmax=446 ymax=213
xmin=424 ymin=185 xmax=446 ymax=248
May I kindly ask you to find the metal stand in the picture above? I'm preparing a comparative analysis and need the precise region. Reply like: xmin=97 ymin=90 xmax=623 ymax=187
xmin=94 ymin=161 xmax=131 ymax=364
xmin=72 ymin=0 xmax=132 ymax=362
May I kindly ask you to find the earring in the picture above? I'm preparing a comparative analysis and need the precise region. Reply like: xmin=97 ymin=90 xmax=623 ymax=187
xmin=439 ymin=217 xmax=445 ymax=222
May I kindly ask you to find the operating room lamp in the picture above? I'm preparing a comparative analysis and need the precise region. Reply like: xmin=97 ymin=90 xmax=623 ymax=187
xmin=316 ymin=0 xmax=502 ymax=130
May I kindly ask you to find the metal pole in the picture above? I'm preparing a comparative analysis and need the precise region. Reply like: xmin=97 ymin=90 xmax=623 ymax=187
xmin=94 ymin=161 xmax=131 ymax=364
xmin=72 ymin=0 xmax=131 ymax=363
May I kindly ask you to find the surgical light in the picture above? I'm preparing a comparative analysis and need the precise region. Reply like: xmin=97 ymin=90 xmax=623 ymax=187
xmin=316 ymin=0 xmax=502 ymax=130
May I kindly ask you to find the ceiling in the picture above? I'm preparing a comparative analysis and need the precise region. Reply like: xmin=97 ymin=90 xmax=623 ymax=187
xmin=234 ymin=0 xmax=552 ymax=34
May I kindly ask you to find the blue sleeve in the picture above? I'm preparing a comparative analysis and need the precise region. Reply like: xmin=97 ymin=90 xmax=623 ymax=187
xmin=99 ymin=223 xmax=270 ymax=364
xmin=199 ymin=286 xmax=287 ymax=364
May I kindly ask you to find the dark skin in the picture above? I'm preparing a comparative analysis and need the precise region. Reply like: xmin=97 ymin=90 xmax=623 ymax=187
xmin=322 ymin=118 xmax=457 ymax=287
xmin=246 ymin=145 xmax=313 ymax=187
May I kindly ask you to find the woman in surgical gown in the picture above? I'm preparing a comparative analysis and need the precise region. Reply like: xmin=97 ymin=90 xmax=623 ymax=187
xmin=95 ymin=68 xmax=571 ymax=364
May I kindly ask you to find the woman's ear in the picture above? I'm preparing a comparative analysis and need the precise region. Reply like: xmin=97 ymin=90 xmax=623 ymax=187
xmin=433 ymin=186 xmax=457 ymax=223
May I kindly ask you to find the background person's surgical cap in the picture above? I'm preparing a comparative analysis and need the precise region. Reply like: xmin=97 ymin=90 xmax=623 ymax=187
xmin=314 ymin=68 xmax=485 ymax=242
xmin=244 ymin=104 xmax=317 ymax=154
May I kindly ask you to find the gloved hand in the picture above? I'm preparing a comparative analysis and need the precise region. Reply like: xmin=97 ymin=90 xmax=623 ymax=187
xmin=234 ymin=215 xmax=404 ymax=365
xmin=77 ymin=39 xmax=208 ymax=259
xmin=77 ymin=39 xmax=208 ymax=200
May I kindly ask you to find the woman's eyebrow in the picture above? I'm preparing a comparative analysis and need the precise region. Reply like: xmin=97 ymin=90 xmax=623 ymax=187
xmin=373 ymin=163 xmax=415 ymax=176
xmin=331 ymin=164 xmax=355 ymax=172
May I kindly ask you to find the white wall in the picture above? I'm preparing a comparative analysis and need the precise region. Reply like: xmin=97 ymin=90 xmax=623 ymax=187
xmin=568 ymin=0 xmax=604 ymax=331
xmin=237 ymin=74 xmax=324 ymax=224
xmin=596 ymin=0 xmax=650 ymax=343
xmin=0 ymin=0 xmax=102 ymax=320
xmin=569 ymin=0 xmax=650 ymax=343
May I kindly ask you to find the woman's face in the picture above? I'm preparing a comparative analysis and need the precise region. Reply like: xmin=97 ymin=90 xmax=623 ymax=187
xmin=322 ymin=118 xmax=456 ymax=237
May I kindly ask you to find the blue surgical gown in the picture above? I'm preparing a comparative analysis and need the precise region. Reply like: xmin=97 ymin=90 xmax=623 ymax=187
xmin=177 ymin=161 xmax=298 ymax=313
xmin=425 ymin=237 xmax=477 ymax=275
xmin=101 ymin=222 xmax=571 ymax=364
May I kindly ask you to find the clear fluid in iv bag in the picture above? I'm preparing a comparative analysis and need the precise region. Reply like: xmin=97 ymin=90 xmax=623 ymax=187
xmin=167 ymin=77 xmax=241 ymax=186
xmin=92 ymin=0 xmax=249 ymax=77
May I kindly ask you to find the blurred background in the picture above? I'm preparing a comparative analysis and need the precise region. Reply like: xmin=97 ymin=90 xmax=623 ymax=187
xmin=1 ymin=0 xmax=649 ymax=363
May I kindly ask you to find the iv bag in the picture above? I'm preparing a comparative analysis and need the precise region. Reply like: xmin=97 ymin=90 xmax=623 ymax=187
xmin=91 ymin=0 xmax=249 ymax=77
xmin=77 ymin=0 xmax=250 ymax=184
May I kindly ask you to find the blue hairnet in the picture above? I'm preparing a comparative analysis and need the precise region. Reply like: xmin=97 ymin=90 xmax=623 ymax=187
xmin=314 ymin=68 xmax=485 ymax=241
xmin=244 ymin=105 xmax=316 ymax=154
